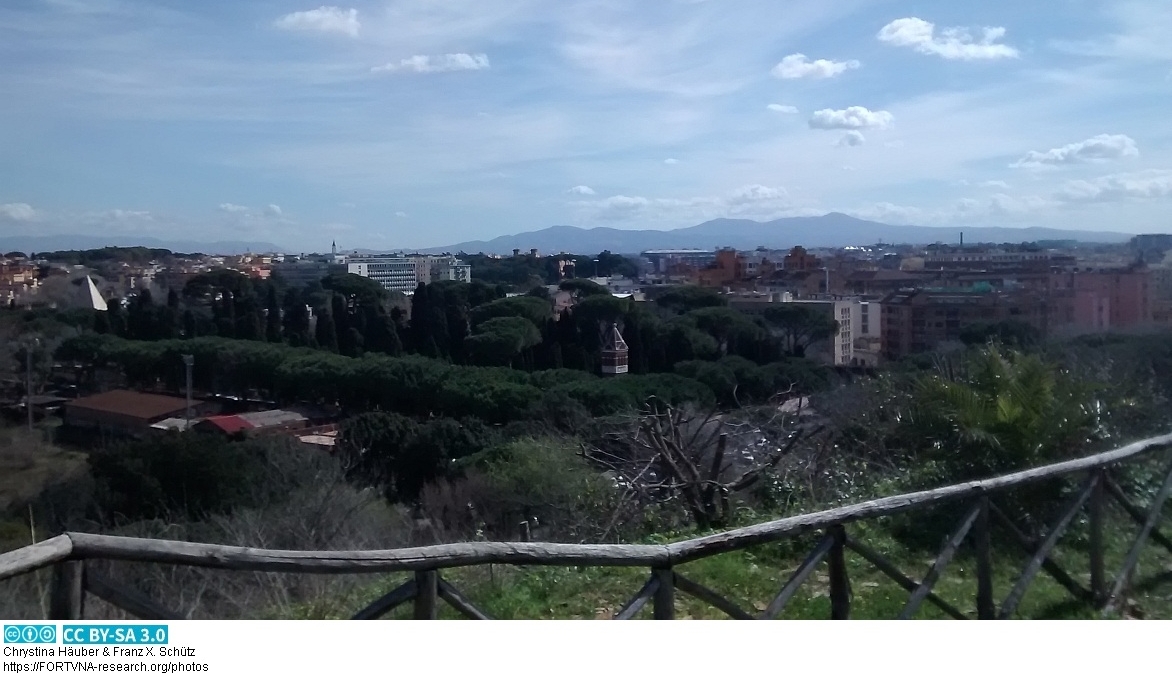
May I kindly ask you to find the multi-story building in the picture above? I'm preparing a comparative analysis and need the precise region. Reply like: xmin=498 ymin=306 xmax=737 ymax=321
xmin=852 ymin=300 xmax=882 ymax=366
xmin=348 ymin=257 xmax=419 ymax=294
xmin=880 ymin=287 xmax=1058 ymax=360
xmin=1050 ymin=264 xmax=1152 ymax=332
xmin=270 ymin=260 xmax=332 ymax=288
xmin=641 ymin=249 xmax=718 ymax=275
xmin=348 ymin=254 xmax=472 ymax=294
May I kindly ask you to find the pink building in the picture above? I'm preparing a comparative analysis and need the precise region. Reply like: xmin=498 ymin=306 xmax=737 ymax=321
xmin=1053 ymin=266 xmax=1151 ymax=332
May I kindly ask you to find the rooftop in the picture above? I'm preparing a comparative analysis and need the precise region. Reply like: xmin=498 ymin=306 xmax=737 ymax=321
xmin=65 ymin=390 xmax=199 ymax=421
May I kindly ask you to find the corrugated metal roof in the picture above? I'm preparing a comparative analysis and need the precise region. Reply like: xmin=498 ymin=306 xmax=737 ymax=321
xmin=238 ymin=409 xmax=307 ymax=428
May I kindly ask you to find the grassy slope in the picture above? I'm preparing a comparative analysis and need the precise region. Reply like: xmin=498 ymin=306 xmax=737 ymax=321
xmin=278 ymin=517 xmax=1172 ymax=621
xmin=0 ymin=426 xmax=87 ymax=551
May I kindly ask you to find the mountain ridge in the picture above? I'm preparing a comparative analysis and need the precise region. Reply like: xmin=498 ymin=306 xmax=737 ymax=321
xmin=417 ymin=213 xmax=1132 ymax=255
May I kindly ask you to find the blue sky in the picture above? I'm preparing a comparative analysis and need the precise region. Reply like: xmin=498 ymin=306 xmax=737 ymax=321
xmin=2 ymin=0 xmax=1171 ymax=251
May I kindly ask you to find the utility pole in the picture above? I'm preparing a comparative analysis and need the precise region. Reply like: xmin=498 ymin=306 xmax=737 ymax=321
xmin=182 ymin=354 xmax=194 ymax=431
xmin=25 ymin=344 xmax=33 ymax=432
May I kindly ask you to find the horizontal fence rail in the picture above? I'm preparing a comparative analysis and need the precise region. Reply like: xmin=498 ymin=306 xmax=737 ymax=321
xmin=2 ymin=431 xmax=1171 ymax=620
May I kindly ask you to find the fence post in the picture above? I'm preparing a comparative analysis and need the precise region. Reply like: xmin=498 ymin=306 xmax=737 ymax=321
xmin=652 ymin=568 xmax=675 ymax=620
xmin=975 ymin=497 xmax=994 ymax=620
xmin=49 ymin=561 xmax=85 ymax=621
xmin=413 ymin=570 xmax=438 ymax=620
xmin=1089 ymin=469 xmax=1105 ymax=605
xmin=828 ymin=525 xmax=851 ymax=620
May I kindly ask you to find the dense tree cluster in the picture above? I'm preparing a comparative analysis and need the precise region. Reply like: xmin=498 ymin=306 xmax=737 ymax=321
xmin=461 ymin=250 xmax=639 ymax=289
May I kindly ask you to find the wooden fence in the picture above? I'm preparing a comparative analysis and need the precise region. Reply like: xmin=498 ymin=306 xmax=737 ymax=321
xmin=3 ymin=431 xmax=1172 ymax=620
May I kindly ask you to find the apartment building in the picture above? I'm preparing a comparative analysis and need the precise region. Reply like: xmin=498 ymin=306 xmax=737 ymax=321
xmin=880 ymin=287 xmax=1056 ymax=360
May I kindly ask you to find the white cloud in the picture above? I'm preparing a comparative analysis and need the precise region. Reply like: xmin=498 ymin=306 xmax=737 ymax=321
xmin=266 ymin=204 xmax=283 ymax=216
xmin=771 ymin=53 xmax=859 ymax=79
xmin=274 ymin=6 xmax=360 ymax=37
xmin=567 ymin=185 xmax=596 ymax=195
xmin=218 ymin=203 xmax=249 ymax=213
xmin=981 ymin=180 xmax=1010 ymax=189
xmin=0 ymin=203 xmax=36 ymax=221
xmin=574 ymin=184 xmax=794 ymax=223
xmin=1012 ymin=134 xmax=1140 ymax=168
xmin=1059 ymin=170 xmax=1172 ymax=203
xmin=809 ymin=106 xmax=894 ymax=130
xmin=395 ymin=211 xmax=408 ymax=218
xmin=877 ymin=17 xmax=1019 ymax=60
xmin=838 ymin=131 xmax=866 ymax=147
xmin=664 ymin=158 xmax=680 ymax=165
xmin=108 ymin=209 xmax=152 ymax=221
xmin=767 ymin=104 xmax=798 ymax=114
xmin=372 ymin=54 xmax=491 ymax=74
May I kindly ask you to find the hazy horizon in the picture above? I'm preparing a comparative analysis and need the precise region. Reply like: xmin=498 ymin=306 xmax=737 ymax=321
xmin=2 ymin=1 xmax=1171 ymax=252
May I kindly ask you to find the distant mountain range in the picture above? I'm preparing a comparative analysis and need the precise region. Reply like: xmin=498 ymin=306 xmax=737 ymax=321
xmin=419 ymin=213 xmax=1133 ymax=256
xmin=0 ymin=234 xmax=283 ymax=256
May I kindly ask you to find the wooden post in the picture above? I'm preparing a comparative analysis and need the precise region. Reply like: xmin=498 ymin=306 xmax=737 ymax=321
xmin=1088 ymin=470 xmax=1105 ymax=605
xmin=652 ymin=568 xmax=675 ymax=620
xmin=413 ymin=570 xmax=438 ymax=620
xmin=49 ymin=560 xmax=84 ymax=620
xmin=975 ymin=497 xmax=995 ymax=620
xmin=828 ymin=526 xmax=850 ymax=620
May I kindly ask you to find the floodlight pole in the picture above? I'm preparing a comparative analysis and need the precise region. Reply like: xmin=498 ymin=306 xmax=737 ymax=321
xmin=182 ymin=354 xmax=194 ymax=431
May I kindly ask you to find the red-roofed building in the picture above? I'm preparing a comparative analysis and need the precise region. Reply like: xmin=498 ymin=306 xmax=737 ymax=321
xmin=194 ymin=415 xmax=255 ymax=436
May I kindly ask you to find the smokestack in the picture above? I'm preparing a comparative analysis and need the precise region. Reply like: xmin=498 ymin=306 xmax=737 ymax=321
xmin=960 ymin=231 xmax=964 ymax=248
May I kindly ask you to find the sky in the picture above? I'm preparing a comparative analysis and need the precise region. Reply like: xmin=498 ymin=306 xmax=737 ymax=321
xmin=2 ymin=0 xmax=1171 ymax=251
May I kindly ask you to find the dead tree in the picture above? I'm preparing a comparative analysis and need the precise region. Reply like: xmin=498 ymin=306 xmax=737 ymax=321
xmin=588 ymin=396 xmax=821 ymax=530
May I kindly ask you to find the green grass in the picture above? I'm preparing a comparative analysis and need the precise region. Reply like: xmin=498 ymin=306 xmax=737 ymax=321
xmin=276 ymin=513 xmax=1172 ymax=621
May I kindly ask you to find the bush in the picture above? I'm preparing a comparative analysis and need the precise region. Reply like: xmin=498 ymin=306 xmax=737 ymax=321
xmin=424 ymin=437 xmax=623 ymax=542
xmin=88 ymin=433 xmax=271 ymax=522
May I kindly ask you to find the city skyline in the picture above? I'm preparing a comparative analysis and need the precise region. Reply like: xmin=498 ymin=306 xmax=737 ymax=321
xmin=2 ymin=1 xmax=1171 ymax=252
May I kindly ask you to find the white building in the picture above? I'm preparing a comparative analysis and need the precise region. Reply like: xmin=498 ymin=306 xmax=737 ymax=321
xmin=348 ymin=254 xmax=472 ymax=294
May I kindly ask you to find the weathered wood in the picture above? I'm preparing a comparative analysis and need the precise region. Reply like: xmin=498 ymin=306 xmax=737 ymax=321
xmin=49 ymin=560 xmax=84 ymax=620
xmin=845 ymin=537 xmax=967 ymax=620
xmin=437 ymin=578 xmax=492 ymax=620
xmin=1088 ymin=470 xmax=1106 ymax=604
xmin=1104 ymin=477 xmax=1172 ymax=555
xmin=66 ymin=532 xmax=672 ymax=574
xmin=0 ymin=534 xmax=73 ymax=582
xmin=987 ymin=502 xmax=1092 ymax=602
xmin=652 ymin=568 xmax=675 ymax=620
xmin=672 ymin=572 xmax=754 ymax=620
xmin=998 ymin=473 xmax=1098 ymax=619
xmin=86 ymin=574 xmax=183 ymax=621
xmin=413 ymin=570 xmax=438 ymax=620
xmin=761 ymin=532 xmax=835 ymax=620
xmin=974 ymin=497 xmax=995 ymax=620
xmin=1105 ymin=457 xmax=1172 ymax=613
xmin=614 ymin=574 xmax=659 ymax=620
xmin=827 ymin=525 xmax=850 ymax=620
xmin=668 ymin=432 xmax=1172 ymax=565
xmin=351 ymin=579 xmax=416 ymax=620
xmin=898 ymin=502 xmax=981 ymax=620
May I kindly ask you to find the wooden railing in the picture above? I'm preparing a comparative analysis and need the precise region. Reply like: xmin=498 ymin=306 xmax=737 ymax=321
xmin=3 ymin=432 xmax=1172 ymax=620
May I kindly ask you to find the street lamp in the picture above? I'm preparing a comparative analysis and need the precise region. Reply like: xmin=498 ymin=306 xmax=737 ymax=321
xmin=182 ymin=354 xmax=194 ymax=431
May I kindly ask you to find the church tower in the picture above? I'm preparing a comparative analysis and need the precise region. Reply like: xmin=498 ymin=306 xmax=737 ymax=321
xmin=331 ymin=240 xmax=337 ymax=256
xmin=600 ymin=321 xmax=629 ymax=375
